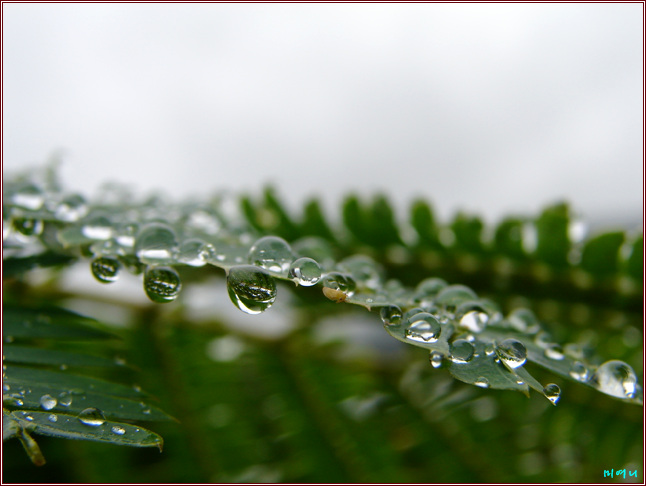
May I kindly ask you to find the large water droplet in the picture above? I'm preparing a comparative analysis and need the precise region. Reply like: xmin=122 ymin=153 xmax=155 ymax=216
xmin=507 ymin=308 xmax=541 ymax=334
xmin=91 ymin=256 xmax=121 ymax=284
xmin=178 ymin=238 xmax=216 ymax=267
xmin=135 ymin=222 xmax=179 ymax=264
xmin=429 ymin=351 xmax=444 ymax=368
xmin=412 ymin=278 xmax=448 ymax=304
xmin=593 ymin=360 xmax=638 ymax=399
xmin=227 ymin=265 xmax=277 ymax=314
xmin=39 ymin=394 xmax=57 ymax=410
xmin=569 ymin=361 xmax=590 ymax=382
xmin=380 ymin=304 xmax=402 ymax=326
xmin=449 ymin=339 xmax=475 ymax=363
xmin=405 ymin=313 xmax=441 ymax=343
xmin=248 ymin=236 xmax=294 ymax=274
xmin=435 ymin=285 xmax=477 ymax=308
xmin=11 ymin=183 xmax=44 ymax=210
xmin=457 ymin=302 xmax=489 ymax=333
xmin=81 ymin=214 xmax=114 ymax=240
xmin=78 ymin=407 xmax=106 ymax=426
xmin=288 ymin=257 xmax=322 ymax=286
xmin=144 ymin=266 xmax=182 ymax=303
xmin=544 ymin=344 xmax=564 ymax=361
xmin=543 ymin=383 xmax=561 ymax=405
xmin=496 ymin=338 xmax=527 ymax=369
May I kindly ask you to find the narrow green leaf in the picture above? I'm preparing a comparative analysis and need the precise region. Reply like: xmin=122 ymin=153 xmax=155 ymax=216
xmin=410 ymin=199 xmax=441 ymax=248
xmin=493 ymin=218 xmax=526 ymax=259
xmin=451 ymin=212 xmax=485 ymax=254
xmin=300 ymin=199 xmax=337 ymax=242
xmin=3 ymin=253 xmax=77 ymax=278
xmin=580 ymin=232 xmax=624 ymax=276
xmin=534 ymin=202 xmax=570 ymax=268
xmin=3 ymin=345 xmax=122 ymax=368
xmin=626 ymin=234 xmax=643 ymax=282
xmin=3 ymin=306 xmax=115 ymax=340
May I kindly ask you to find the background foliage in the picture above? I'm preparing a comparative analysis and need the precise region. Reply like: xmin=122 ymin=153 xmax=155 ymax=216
xmin=3 ymin=171 xmax=643 ymax=483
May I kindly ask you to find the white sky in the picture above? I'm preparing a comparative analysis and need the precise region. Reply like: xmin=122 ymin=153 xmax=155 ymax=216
xmin=2 ymin=3 xmax=644 ymax=228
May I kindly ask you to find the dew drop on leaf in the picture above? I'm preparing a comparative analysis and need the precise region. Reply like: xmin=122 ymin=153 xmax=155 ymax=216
xmin=78 ymin=407 xmax=105 ymax=426
xmin=475 ymin=377 xmax=490 ymax=388
xmin=12 ymin=217 xmax=44 ymax=237
xmin=544 ymin=344 xmax=564 ymax=361
xmin=58 ymin=391 xmax=73 ymax=407
xmin=144 ymin=266 xmax=182 ymax=303
xmin=55 ymin=194 xmax=88 ymax=222
xmin=227 ymin=265 xmax=277 ymax=314
xmin=111 ymin=425 xmax=126 ymax=435
xmin=430 ymin=350 xmax=444 ymax=368
xmin=435 ymin=284 xmax=477 ymax=308
xmin=405 ymin=313 xmax=441 ymax=343
xmin=321 ymin=272 xmax=357 ymax=296
xmin=569 ymin=361 xmax=590 ymax=382
xmin=380 ymin=304 xmax=402 ymax=326
xmin=135 ymin=222 xmax=179 ymax=264
xmin=496 ymin=338 xmax=528 ymax=369
xmin=39 ymin=394 xmax=57 ymax=410
xmin=593 ymin=360 xmax=638 ymax=399
xmin=178 ymin=238 xmax=216 ymax=267
xmin=543 ymin=383 xmax=561 ymax=405
xmin=81 ymin=214 xmax=114 ymax=240
xmin=48 ymin=413 xmax=58 ymax=423
xmin=457 ymin=303 xmax=489 ymax=333
xmin=91 ymin=256 xmax=121 ymax=283
xmin=507 ymin=307 xmax=541 ymax=334
xmin=248 ymin=236 xmax=294 ymax=274
xmin=288 ymin=257 xmax=322 ymax=286
xmin=11 ymin=183 xmax=44 ymax=210
xmin=449 ymin=339 xmax=475 ymax=363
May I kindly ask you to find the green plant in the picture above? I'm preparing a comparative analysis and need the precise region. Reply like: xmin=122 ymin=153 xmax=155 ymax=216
xmin=3 ymin=166 xmax=643 ymax=483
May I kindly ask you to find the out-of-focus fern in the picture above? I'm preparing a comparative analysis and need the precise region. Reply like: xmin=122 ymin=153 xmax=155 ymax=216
xmin=2 ymin=166 xmax=643 ymax=482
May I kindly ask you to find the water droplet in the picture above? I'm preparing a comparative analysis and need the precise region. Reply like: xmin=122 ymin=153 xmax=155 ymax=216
xmin=178 ymin=238 xmax=216 ymax=266
xmin=91 ymin=256 xmax=121 ymax=283
xmin=413 ymin=278 xmax=448 ymax=304
xmin=288 ymin=257 xmax=322 ymax=286
xmin=593 ymin=360 xmax=638 ymax=399
xmin=507 ymin=308 xmax=541 ymax=334
xmin=449 ymin=339 xmax=475 ymax=363
xmin=292 ymin=237 xmax=336 ymax=267
xmin=380 ymin=305 xmax=402 ymax=326
xmin=55 ymin=194 xmax=88 ymax=222
xmin=11 ymin=183 xmax=44 ymax=210
xmin=248 ymin=236 xmax=294 ymax=274
xmin=496 ymin=338 xmax=527 ymax=369
xmin=435 ymin=285 xmax=477 ymax=308
xmin=337 ymin=255 xmax=383 ymax=290
xmin=78 ymin=407 xmax=106 ymax=426
xmin=111 ymin=425 xmax=126 ymax=435
xmin=321 ymin=272 xmax=356 ymax=297
xmin=543 ymin=383 xmax=561 ymax=405
xmin=7 ymin=394 xmax=23 ymax=406
xmin=135 ymin=222 xmax=179 ymax=264
xmin=39 ymin=394 xmax=57 ymax=410
xmin=475 ymin=377 xmax=490 ymax=388
xmin=58 ymin=392 xmax=73 ymax=407
xmin=405 ymin=313 xmax=441 ymax=343
xmin=484 ymin=342 xmax=496 ymax=356
xmin=183 ymin=209 xmax=221 ymax=235
xmin=457 ymin=302 xmax=489 ymax=333
xmin=12 ymin=217 xmax=44 ymax=237
xmin=81 ymin=214 xmax=114 ymax=240
xmin=544 ymin=344 xmax=564 ymax=361
xmin=227 ymin=265 xmax=277 ymax=314
xmin=48 ymin=413 xmax=58 ymax=423
xmin=569 ymin=361 xmax=590 ymax=382
xmin=430 ymin=351 xmax=444 ymax=368
xmin=144 ymin=266 xmax=182 ymax=303
xmin=23 ymin=414 xmax=34 ymax=421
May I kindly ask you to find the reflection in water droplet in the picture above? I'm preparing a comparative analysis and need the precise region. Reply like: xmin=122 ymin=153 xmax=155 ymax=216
xmin=405 ymin=313 xmax=441 ymax=343
xmin=111 ymin=425 xmax=126 ymax=435
xmin=248 ymin=236 xmax=294 ymax=274
xmin=544 ymin=344 xmax=564 ymax=361
xmin=320 ymin=272 xmax=356 ymax=296
xmin=380 ymin=305 xmax=402 ymax=326
xmin=135 ymin=222 xmax=179 ymax=264
xmin=569 ymin=361 xmax=589 ymax=382
xmin=543 ymin=383 xmax=561 ymax=405
xmin=450 ymin=339 xmax=475 ymax=363
xmin=430 ymin=351 xmax=444 ymax=368
xmin=48 ymin=413 xmax=58 ymax=423
xmin=458 ymin=308 xmax=489 ymax=333
xmin=78 ymin=407 xmax=105 ymax=426
xmin=288 ymin=257 xmax=322 ymax=286
xmin=178 ymin=239 xmax=216 ymax=267
xmin=39 ymin=394 xmax=57 ymax=410
xmin=475 ymin=377 xmax=490 ymax=388
xmin=227 ymin=265 xmax=277 ymax=314
xmin=496 ymin=339 xmax=527 ymax=369
xmin=144 ymin=266 xmax=182 ymax=303
xmin=91 ymin=256 xmax=121 ymax=283
xmin=593 ymin=360 xmax=638 ymax=399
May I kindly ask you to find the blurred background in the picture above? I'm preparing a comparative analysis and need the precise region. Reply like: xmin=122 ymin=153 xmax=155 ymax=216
xmin=2 ymin=3 xmax=643 ymax=228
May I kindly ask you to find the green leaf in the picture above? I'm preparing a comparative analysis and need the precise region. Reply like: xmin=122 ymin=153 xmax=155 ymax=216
xmin=626 ymin=234 xmax=643 ymax=281
xmin=3 ymin=306 xmax=116 ymax=340
xmin=493 ymin=217 xmax=526 ymax=259
xmin=451 ymin=212 xmax=486 ymax=254
xmin=534 ymin=202 xmax=571 ymax=268
xmin=580 ymin=231 xmax=624 ymax=276
xmin=410 ymin=199 xmax=441 ymax=248
xmin=3 ymin=345 xmax=122 ymax=368
xmin=3 ymin=253 xmax=77 ymax=278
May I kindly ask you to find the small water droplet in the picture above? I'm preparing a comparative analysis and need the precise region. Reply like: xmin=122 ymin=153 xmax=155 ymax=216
xmin=544 ymin=344 xmax=564 ymax=361
xmin=413 ymin=278 xmax=448 ymax=304
xmin=496 ymin=338 xmax=527 ymax=369
xmin=457 ymin=305 xmax=489 ymax=333
xmin=81 ymin=214 xmax=114 ymax=240
xmin=40 ymin=394 xmax=57 ymax=410
xmin=227 ymin=265 xmax=277 ymax=314
xmin=507 ymin=308 xmax=541 ymax=334
xmin=429 ymin=351 xmax=444 ymax=368
xmin=12 ymin=217 xmax=44 ymax=237
xmin=144 ymin=266 xmax=182 ymax=303
xmin=569 ymin=361 xmax=590 ymax=382
xmin=78 ymin=407 xmax=106 ymax=426
xmin=337 ymin=255 xmax=383 ymax=290
xmin=58 ymin=392 xmax=73 ymax=407
xmin=475 ymin=377 xmax=490 ymax=388
xmin=111 ymin=425 xmax=126 ymax=435
xmin=288 ymin=257 xmax=322 ymax=286
xmin=380 ymin=304 xmax=402 ymax=326
xmin=11 ymin=183 xmax=44 ymax=210
xmin=55 ymin=194 xmax=88 ymax=222
xmin=405 ymin=313 xmax=441 ymax=343
xmin=248 ymin=236 xmax=294 ymax=274
xmin=321 ymin=272 xmax=356 ymax=297
xmin=484 ymin=342 xmax=496 ymax=356
xmin=450 ymin=339 xmax=475 ymax=363
xmin=178 ymin=238 xmax=216 ymax=267
xmin=543 ymin=383 xmax=561 ymax=405
xmin=91 ymin=256 xmax=121 ymax=283
xmin=3 ymin=383 xmax=10 ymax=392
xmin=593 ymin=360 xmax=638 ymax=399
xmin=135 ymin=222 xmax=179 ymax=264
xmin=23 ymin=414 xmax=34 ymax=421
xmin=48 ymin=413 xmax=58 ymax=423
xmin=7 ymin=394 xmax=23 ymax=406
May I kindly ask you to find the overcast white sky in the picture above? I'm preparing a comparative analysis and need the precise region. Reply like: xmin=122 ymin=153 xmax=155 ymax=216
xmin=3 ymin=3 xmax=644 ymax=229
